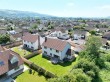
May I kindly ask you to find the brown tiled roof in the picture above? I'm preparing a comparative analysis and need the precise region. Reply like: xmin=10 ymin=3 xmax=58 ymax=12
xmin=0 ymin=45 xmax=4 ymax=52
xmin=56 ymin=28 xmax=66 ymax=33
xmin=11 ymin=33 xmax=22 ymax=39
xmin=22 ymin=33 xmax=39 ymax=43
xmin=42 ymin=38 xmax=68 ymax=51
xmin=0 ymin=50 xmax=24 ymax=76
xmin=68 ymin=42 xmax=76 ymax=47
xmin=103 ymin=32 xmax=110 ymax=38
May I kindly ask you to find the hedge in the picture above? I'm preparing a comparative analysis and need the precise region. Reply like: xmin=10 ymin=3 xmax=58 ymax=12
xmin=24 ymin=50 xmax=42 ymax=59
xmin=23 ymin=58 xmax=57 ymax=78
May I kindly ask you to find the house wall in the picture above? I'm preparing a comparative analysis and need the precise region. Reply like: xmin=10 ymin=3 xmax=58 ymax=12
xmin=42 ymin=46 xmax=61 ymax=59
xmin=73 ymin=34 xmax=81 ymax=39
xmin=61 ymin=43 xmax=71 ymax=60
xmin=7 ymin=65 xmax=24 ymax=76
xmin=40 ymin=37 xmax=45 ymax=45
xmin=56 ymin=31 xmax=62 ymax=37
xmin=42 ymin=43 xmax=71 ymax=60
xmin=23 ymin=40 xmax=38 ymax=50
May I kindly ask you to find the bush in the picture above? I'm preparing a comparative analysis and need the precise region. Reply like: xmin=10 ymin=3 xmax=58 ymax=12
xmin=31 ymin=64 xmax=40 ymax=71
xmin=37 ymin=67 xmax=46 ymax=75
xmin=45 ymin=71 xmax=57 ymax=78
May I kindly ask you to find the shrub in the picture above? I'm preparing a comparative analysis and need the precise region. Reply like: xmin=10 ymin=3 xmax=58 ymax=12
xmin=45 ymin=71 xmax=57 ymax=78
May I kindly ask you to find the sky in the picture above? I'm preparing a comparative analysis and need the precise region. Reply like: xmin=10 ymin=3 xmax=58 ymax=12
xmin=0 ymin=0 xmax=110 ymax=17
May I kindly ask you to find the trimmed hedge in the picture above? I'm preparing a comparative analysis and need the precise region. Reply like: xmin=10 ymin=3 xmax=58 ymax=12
xmin=22 ymin=50 xmax=57 ymax=78
xmin=24 ymin=50 xmax=42 ymax=59
xmin=45 ymin=71 xmax=57 ymax=78
xmin=24 ymin=60 xmax=57 ymax=78
xmin=27 ymin=63 xmax=57 ymax=78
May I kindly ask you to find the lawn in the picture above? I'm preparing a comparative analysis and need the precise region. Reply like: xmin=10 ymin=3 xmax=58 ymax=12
xmin=29 ymin=54 xmax=76 ymax=76
xmin=12 ymin=46 xmax=32 ymax=57
xmin=15 ymin=70 xmax=47 ymax=82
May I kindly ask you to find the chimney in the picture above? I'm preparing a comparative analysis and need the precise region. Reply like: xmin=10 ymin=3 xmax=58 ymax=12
xmin=45 ymin=37 xmax=47 ymax=42
xmin=38 ymin=35 xmax=41 ymax=49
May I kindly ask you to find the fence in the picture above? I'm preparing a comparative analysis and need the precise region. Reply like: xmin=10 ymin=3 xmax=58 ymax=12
xmin=3 ymin=41 xmax=22 ymax=48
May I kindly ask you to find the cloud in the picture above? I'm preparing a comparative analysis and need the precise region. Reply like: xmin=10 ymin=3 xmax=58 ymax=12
xmin=67 ymin=2 xmax=74 ymax=6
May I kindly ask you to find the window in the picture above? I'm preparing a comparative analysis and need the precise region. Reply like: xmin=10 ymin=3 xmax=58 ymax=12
xmin=10 ymin=55 xmax=19 ymax=64
xmin=14 ymin=66 xmax=19 ymax=70
xmin=50 ymin=48 xmax=52 ymax=50
xmin=50 ymin=53 xmax=52 ymax=56
xmin=56 ymin=50 xmax=59 ymax=53
xmin=44 ymin=51 xmax=47 ymax=54
xmin=31 ymin=46 xmax=34 ymax=49
xmin=44 ymin=46 xmax=47 ymax=49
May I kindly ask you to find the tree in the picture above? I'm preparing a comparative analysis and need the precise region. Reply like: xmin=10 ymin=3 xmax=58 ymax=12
xmin=0 ymin=34 xmax=10 ymax=44
xmin=86 ymin=36 xmax=102 ymax=58
xmin=89 ymin=30 xmax=96 ymax=35
xmin=32 ymin=24 xmax=38 ymax=29
xmin=81 ymin=36 xmax=105 ymax=68
xmin=48 ymin=69 xmax=91 ymax=82
xmin=73 ymin=58 xmax=99 ymax=80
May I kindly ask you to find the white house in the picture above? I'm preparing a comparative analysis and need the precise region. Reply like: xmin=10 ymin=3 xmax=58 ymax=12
xmin=42 ymin=38 xmax=73 ymax=61
xmin=0 ymin=49 xmax=24 ymax=81
xmin=22 ymin=33 xmax=44 ymax=50
xmin=7 ymin=30 xmax=17 ymax=34
xmin=73 ymin=30 xmax=87 ymax=40
xmin=49 ymin=29 xmax=70 ymax=40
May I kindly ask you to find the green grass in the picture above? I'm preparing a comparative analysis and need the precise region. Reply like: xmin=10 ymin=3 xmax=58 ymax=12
xmin=12 ymin=46 xmax=32 ymax=57
xmin=29 ymin=54 xmax=76 ymax=76
xmin=15 ymin=70 xmax=47 ymax=82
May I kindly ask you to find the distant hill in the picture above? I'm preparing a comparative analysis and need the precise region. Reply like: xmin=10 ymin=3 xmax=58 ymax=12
xmin=0 ymin=9 xmax=53 ymax=18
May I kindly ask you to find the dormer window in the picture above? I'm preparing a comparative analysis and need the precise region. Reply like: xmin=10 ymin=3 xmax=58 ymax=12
xmin=10 ymin=55 xmax=19 ymax=64
xmin=0 ymin=60 xmax=4 ymax=66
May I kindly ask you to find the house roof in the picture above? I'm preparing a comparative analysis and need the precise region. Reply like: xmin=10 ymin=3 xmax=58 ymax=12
xmin=73 ymin=44 xmax=85 ymax=52
xmin=0 ymin=50 xmax=24 ymax=76
xmin=0 ymin=45 xmax=4 ymax=52
xmin=102 ymin=32 xmax=110 ymax=38
xmin=22 ymin=33 xmax=39 ymax=43
xmin=73 ymin=30 xmax=86 ymax=35
xmin=11 ymin=33 xmax=22 ymax=39
xmin=55 ymin=28 xmax=66 ymax=33
xmin=42 ymin=38 xmax=68 ymax=51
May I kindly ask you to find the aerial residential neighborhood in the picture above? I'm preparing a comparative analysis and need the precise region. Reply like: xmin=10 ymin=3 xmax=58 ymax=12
xmin=0 ymin=0 xmax=110 ymax=82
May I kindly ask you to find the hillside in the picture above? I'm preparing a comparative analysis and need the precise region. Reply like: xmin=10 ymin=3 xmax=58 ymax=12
xmin=0 ymin=9 xmax=53 ymax=18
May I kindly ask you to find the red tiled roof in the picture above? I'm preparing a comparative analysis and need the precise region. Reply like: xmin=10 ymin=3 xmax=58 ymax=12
xmin=0 ymin=50 xmax=24 ymax=76
xmin=42 ymin=38 xmax=68 ymax=51
xmin=68 ymin=42 xmax=76 ymax=47
xmin=0 ymin=45 xmax=4 ymax=52
xmin=22 ymin=33 xmax=39 ymax=43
